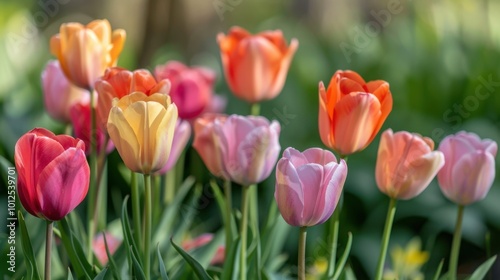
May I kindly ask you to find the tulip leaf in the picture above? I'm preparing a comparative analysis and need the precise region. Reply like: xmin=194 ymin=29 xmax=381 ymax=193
xmin=131 ymin=247 xmax=147 ymax=280
xmin=465 ymin=255 xmax=497 ymax=280
xmin=221 ymin=236 xmax=241 ymax=280
xmin=67 ymin=268 xmax=74 ymax=280
xmin=121 ymin=196 xmax=143 ymax=275
xmin=170 ymin=238 xmax=213 ymax=280
xmin=432 ymin=259 xmax=444 ymax=280
xmin=209 ymin=180 xmax=238 ymax=247
xmin=93 ymin=267 xmax=108 ymax=280
xmin=58 ymin=217 xmax=93 ymax=279
xmin=332 ymin=232 xmax=353 ymax=280
xmin=18 ymin=211 xmax=41 ymax=280
xmin=157 ymin=244 xmax=170 ymax=280
xmin=102 ymin=232 xmax=120 ymax=279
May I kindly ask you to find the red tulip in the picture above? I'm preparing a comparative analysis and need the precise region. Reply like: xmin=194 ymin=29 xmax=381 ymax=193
xmin=15 ymin=128 xmax=90 ymax=221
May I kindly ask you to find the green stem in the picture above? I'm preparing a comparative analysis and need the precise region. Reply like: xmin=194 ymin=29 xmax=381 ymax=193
xmin=131 ymin=171 xmax=142 ymax=251
xmin=143 ymin=174 xmax=152 ymax=280
xmin=45 ymin=221 xmax=53 ymax=280
xmin=298 ymin=226 xmax=308 ymax=280
xmin=250 ymin=103 xmax=260 ymax=116
xmin=449 ymin=204 xmax=464 ymax=280
xmin=375 ymin=198 xmax=398 ymax=280
xmin=326 ymin=204 xmax=340 ymax=278
xmin=224 ymin=179 xmax=232 ymax=248
xmin=87 ymin=90 xmax=98 ymax=262
xmin=240 ymin=185 xmax=250 ymax=280
xmin=163 ymin=169 xmax=176 ymax=204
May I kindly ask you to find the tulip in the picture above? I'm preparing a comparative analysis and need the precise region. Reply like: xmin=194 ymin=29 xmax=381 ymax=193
xmin=182 ymin=233 xmax=214 ymax=251
xmin=193 ymin=114 xmax=281 ymax=186
xmin=14 ymin=128 xmax=90 ymax=221
xmin=95 ymin=67 xmax=171 ymax=130
xmin=42 ymin=60 xmax=90 ymax=123
xmin=217 ymin=26 xmax=298 ymax=103
xmin=319 ymin=70 xmax=393 ymax=156
xmin=92 ymin=232 xmax=121 ymax=265
xmin=210 ymin=246 xmax=225 ymax=265
xmin=375 ymin=129 xmax=445 ymax=200
xmin=437 ymin=131 xmax=497 ymax=206
xmin=107 ymin=92 xmax=178 ymax=174
xmin=70 ymin=99 xmax=114 ymax=155
xmin=155 ymin=61 xmax=217 ymax=119
xmin=50 ymin=19 xmax=126 ymax=89
xmin=275 ymin=147 xmax=347 ymax=227
xmin=156 ymin=120 xmax=191 ymax=174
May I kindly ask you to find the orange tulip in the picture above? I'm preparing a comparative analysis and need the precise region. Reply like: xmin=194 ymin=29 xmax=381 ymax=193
xmin=319 ymin=70 xmax=392 ymax=156
xmin=50 ymin=19 xmax=126 ymax=90
xmin=217 ymin=26 xmax=298 ymax=103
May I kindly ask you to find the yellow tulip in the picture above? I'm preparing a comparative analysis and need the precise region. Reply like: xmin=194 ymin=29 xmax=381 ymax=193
xmin=107 ymin=92 xmax=178 ymax=174
xmin=50 ymin=19 xmax=126 ymax=90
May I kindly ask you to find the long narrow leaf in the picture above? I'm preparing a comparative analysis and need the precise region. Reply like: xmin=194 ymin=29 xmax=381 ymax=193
xmin=131 ymin=247 xmax=147 ymax=280
xmin=170 ymin=238 xmax=213 ymax=280
xmin=466 ymin=255 xmax=497 ymax=280
xmin=332 ymin=232 xmax=353 ymax=280
xmin=18 ymin=211 xmax=41 ymax=280
xmin=102 ymin=232 xmax=120 ymax=279
xmin=432 ymin=259 xmax=444 ymax=280
xmin=59 ymin=217 xmax=92 ymax=279
xmin=93 ymin=267 xmax=108 ymax=280
xmin=221 ymin=237 xmax=241 ymax=280
xmin=157 ymin=244 xmax=170 ymax=280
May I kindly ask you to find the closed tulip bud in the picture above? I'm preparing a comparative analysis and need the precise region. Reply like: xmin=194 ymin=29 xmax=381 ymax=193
xmin=437 ymin=131 xmax=497 ymax=205
xmin=275 ymin=147 xmax=347 ymax=227
xmin=95 ymin=67 xmax=171 ymax=130
xmin=217 ymin=26 xmax=298 ymax=103
xmin=193 ymin=114 xmax=281 ymax=185
xmin=70 ymin=99 xmax=114 ymax=155
xmin=50 ymin=19 xmax=126 ymax=90
xmin=92 ymin=232 xmax=121 ymax=265
xmin=155 ymin=61 xmax=216 ymax=119
xmin=155 ymin=120 xmax=191 ymax=175
xmin=15 ymin=128 xmax=90 ymax=221
xmin=107 ymin=92 xmax=178 ymax=174
xmin=42 ymin=60 xmax=90 ymax=123
xmin=376 ymin=129 xmax=445 ymax=200
xmin=319 ymin=70 xmax=393 ymax=156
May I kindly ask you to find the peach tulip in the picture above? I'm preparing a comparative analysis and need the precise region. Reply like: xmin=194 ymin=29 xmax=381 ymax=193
xmin=95 ymin=67 xmax=170 ymax=130
xmin=375 ymin=129 xmax=445 ymax=200
xmin=107 ymin=92 xmax=178 ymax=174
xmin=437 ymin=132 xmax=497 ymax=205
xmin=50 ymin=19 xmax=126 ymax=89
xmin=155 ymin=61 xmax=216 ymax=119
xmin=193 ymin=114 xmax=281 ymax=185
xmin=319 ymin=70 xmax=392 ymax=156
xmin=275 ymin=147 xmax=347 ymax=227
xmin=15 ymin=128 xmax=90 ymax=221
xmin=42 ymin=60 xmax=90 ymax=123
xmin=217 ymin=26 xmax=298 ymax=103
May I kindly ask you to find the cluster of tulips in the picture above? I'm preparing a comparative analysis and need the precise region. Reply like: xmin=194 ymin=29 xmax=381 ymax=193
xmin=13 ymin=19 xmax=497 ymax=280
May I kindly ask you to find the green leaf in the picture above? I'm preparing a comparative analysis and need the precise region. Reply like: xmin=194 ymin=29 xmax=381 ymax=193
xmin=18 ymin=211 xmax=41 ymax=280
xmin=131 ymin=247 xmax=147 ymax=280
xmin=466 ymin=255 xmax=497 ymax=280
xmin=221 ymin=237 xmax=241 ymax=280
xmin=332 ymin=232 xmax=353 ymax=280
xmin=67 ymin=268 xmax=74 ymax=280
xmin=102 ymin=232 xmax=120 ymax=280
xmin=157 ymin=244 xmax=170 ymax=280
xmin=58 ymin=217 xmax=93 ymax=279
xmin=121 ymin=195 xmax=143 ymax=272
xmin=93 ymin=267 xmax=108 ymax=280
xmin=432 ymin=259 xmax=444 ymax=280
xmin=170 ymin=238 xmax=213 ymax=280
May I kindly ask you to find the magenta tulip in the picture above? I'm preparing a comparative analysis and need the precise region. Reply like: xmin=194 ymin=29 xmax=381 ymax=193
xmin=14 ymin=128 xmax=90 ymax=221
xmin=155 ymin=61 xmax=216 ymax=119
xmin=42 ymin=60 xmax=90 ymax=123
xmin=193 ymin=114 xmax=281 ymax=185
xmin=437 ymin=131 xmax=497 ymax=205
xmin=275 ymin=147 xmax=347 ymax=227
xmin=156 ymin=120 xmax=192 ymax=174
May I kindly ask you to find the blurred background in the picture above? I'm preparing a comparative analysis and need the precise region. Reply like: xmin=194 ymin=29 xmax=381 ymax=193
xmin=1 ymin=0 xmax=500 ymax=278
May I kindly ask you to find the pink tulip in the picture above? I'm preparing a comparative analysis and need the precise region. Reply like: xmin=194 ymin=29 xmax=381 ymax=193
xmin=70 ymin=99 xmax=114 ymax=155
xmin=92 ymin=232 xmax=122 ymax=265
xmin=437 ymin=131 xmax=497 ymax=205
xmin=155 ymin=61 xmax=216 ymax=119
xmin=193 ymin=114 xmax=281 ymax=185
xmin=41 ymin=60 xmax=90 ymax=123
xmin=275 ymin=147 xmax=347 ymax=227
xmin=182 ymin=233 xmax=214 ymax=251
xmin=14 ymin=128 xmax=90 ymax=221
xmin=376 ymin=129 xmax=445 ymax=200
xmin=210 ymin=246 xmax=225 ymax=265
xmin=156 ymin=120 xmax=192 ymax=174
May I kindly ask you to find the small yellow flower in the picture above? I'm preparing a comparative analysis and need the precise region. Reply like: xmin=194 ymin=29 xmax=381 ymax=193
xmin=383 ymin=238 xmax=429 ymax=280
xmin=306 ymin=257 xmax=328 ymax=280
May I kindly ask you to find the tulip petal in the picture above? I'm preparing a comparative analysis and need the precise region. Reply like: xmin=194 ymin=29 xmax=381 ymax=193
xmin=151 ymin=104 xmax=178 ymax=172
xmin=37 ymin=148 xmax=90 ymax=220
xmin=437 ymin=136 xmax=476 ymax=191
xmin=449 ymin=151 xmax=495 ymax=205
xmin=65 ymin=30 xmax=104 ymax=88
xmin=319 ymin=82 xmax=334 ymax=148
xmin=275 ymin=158 xmax=304 ymax=226
xmin=268 ymin=38 xmax=298 ymax=97
xmin=86 ymin=19 xmax=111 ymax=46
xmin=302 ymin=147 xmax=337 ymax=165
xmin=316 ymin=160 xmax=347 ymax=224
xmin=341 ymin=70 xmax=366 ymax=86
xmin=283 ymin=147 xmax=309 ymax=167
xmin=110 ymin=29 xmax=126 ymax=66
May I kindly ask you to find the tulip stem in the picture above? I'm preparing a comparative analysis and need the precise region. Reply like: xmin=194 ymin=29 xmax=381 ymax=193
xmin=375 ymin=197 xmax=397 ymax=280
xmin=143 ymin=174 xmax=152 ymax=279
xmin=87 ymin=90 xmax=98 ymax=262
xmin=449 ymin=204 xmax=464 ymax=280
xmin=164 ymin=169 xmax=176 ymax=204
xmin=45 ymin=221 xmax=53 ymax=280
xmin=240 ymin=185 xmax=250 ymax=280
xmin=250 ymin=103 xmax=260 ymax=116
xmin=131 ymin=171 xmax=142 ymax=251
xmin=298 ymin=226 xmax=308 ymax=280
xmin=326 ymin=203 xmax=340 ymax=278
xmin=224 ymin=179 xmax=232 ymax=248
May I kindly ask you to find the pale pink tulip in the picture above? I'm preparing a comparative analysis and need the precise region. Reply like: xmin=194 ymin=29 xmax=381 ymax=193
xmin=156 ymin=120 xmax=191 ymax=174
